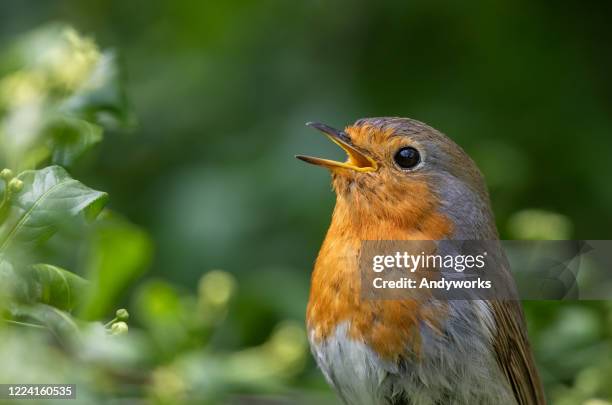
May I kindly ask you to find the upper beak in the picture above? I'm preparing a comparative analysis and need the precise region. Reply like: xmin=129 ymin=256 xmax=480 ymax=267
xmin=296 ymin=122 xmax=378 ymax=172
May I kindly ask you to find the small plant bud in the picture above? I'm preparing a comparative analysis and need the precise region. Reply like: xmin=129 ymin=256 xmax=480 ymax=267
xmin=0 ymin=169 xmax=13 ymax=181
xmin=8 ymin=178 xmax=23 ymax=193
xmin=111 ymin=321 xmax=128 ymax=335
xmin=116 ymin=308 xmax=129 ymax=321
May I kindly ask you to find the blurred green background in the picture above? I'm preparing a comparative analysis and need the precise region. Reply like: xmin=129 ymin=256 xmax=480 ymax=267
xmin=1 ymin=1 xmax=612 ymax=404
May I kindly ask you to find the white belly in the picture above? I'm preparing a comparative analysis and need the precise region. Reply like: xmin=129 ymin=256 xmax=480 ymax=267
xmin=309 ymin=301 xmax=517 ymax=405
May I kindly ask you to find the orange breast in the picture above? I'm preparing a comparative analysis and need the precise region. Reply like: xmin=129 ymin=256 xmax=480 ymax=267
xmin=306 ymin=186 xmax=453 ymax=361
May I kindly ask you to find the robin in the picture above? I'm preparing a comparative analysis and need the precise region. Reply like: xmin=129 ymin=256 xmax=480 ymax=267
xmin=297 ymin=118 xmax=545 ymax=405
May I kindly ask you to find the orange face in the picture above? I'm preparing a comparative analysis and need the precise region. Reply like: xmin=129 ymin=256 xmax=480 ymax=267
xmin=297 ymin=119 xmax=458 ymax=234
xmin=297 ymin=120 xmax=426 ymax=176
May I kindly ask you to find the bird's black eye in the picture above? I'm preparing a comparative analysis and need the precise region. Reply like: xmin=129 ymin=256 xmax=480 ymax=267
xmin=394 ymin=147 xmax=421 ymax=169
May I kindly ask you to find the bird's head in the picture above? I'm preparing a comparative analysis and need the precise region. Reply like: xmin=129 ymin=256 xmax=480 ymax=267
xmin=297 ymin=117 xmax=497 ymax=239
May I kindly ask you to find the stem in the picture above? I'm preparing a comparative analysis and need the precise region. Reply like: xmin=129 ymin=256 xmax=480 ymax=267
xmin=104 ymin=317 xmax=118 ymax=328
xmin=2 ymin=319 xmax=46 ymax=329
xmin=0 ymin=177 xmax=8 ymax=207
xmin=0 ymin=181 xmax=9 ymax=224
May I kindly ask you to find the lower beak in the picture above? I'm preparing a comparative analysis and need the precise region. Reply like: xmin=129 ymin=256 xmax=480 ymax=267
xmin=296 ymin=122 xmax=378 ymax=172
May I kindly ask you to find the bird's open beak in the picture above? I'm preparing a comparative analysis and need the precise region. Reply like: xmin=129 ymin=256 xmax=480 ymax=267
xmin=296 ymin=122 xmax=378 ymax=172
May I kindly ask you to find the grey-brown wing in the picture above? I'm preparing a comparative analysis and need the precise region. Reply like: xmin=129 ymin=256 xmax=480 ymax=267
xmin=490 ymin=299 xmax=546 ymax=405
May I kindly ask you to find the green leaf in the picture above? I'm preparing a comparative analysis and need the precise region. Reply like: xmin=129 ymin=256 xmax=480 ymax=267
xmin=23 ymin=264 xmax=88 ymax=311
xmin=47 ymin=117 xmax=103 ymax=167
xmin=0 ymin=260 xmax=22 ymax=306
xmin=11 ymin=303 xmax=80 ymax=343
xmin=0 ymin=165 xmax=108 ymax=254
xmin=0 ymin=261 xmax=88 ymax=312
xmin=80 ymin=211 xmax=152 ymax=320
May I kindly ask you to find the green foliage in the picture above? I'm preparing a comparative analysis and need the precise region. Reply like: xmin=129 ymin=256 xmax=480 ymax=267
xmin=80 ymin=211 xmax=152 ymax=320
xmin=0 ymin=24 xmax=130 ymax=171
xmin=20 ymin=264 xmax=88 ymax=311
xmin=0 ymin=25 xmax=310 ymax=404
xmin=0 ymin=165 xmax=107 ymax=251
xmin=0 ymin=26 xmax=130 ymax=356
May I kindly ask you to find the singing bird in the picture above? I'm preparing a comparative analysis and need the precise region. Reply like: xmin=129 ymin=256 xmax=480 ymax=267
xmin=296 ymin=118 xmax=545 ymax=405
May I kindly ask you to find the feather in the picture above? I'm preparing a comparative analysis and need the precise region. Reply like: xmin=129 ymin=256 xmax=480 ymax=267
xmin=491 ymin=299 xmax=546 ymax=405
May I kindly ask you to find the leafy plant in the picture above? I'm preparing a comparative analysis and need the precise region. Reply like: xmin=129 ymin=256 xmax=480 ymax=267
xmin=0 ymin=25 xmax=308 ymax=404
xmin=0 ymin=24 xmax=126 ymax=329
